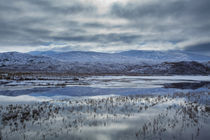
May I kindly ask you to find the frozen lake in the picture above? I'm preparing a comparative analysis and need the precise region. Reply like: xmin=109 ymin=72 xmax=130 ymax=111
xmin=0 ymin=75 xmax=209 ymax=103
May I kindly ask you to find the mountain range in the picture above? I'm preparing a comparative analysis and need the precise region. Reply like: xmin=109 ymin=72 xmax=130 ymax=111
xmin=0 ymin=50 xmax=209 ymax=75
xmin=29 ymin=50 xmax=210 ymax=63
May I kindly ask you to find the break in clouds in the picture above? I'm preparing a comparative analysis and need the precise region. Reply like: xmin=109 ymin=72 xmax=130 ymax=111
xmin=0 ymin=0 xmax=210 ymax=55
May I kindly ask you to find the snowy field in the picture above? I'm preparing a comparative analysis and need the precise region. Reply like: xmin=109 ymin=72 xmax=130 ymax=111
xmin=0 ymin=76 xmax=210 ymax=140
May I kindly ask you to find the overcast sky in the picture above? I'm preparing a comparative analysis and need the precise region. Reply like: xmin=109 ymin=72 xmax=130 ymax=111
xmin=0 ymin=0 xmax=210 ymax=55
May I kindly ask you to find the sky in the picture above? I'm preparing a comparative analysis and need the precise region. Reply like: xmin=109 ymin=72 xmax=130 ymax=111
xmin=0 ymin=0 xmax=210 ymax=55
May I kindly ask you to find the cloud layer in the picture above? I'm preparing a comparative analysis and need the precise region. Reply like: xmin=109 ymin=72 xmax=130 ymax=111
xmin=0 ymin=0 xmax=209 ymax=55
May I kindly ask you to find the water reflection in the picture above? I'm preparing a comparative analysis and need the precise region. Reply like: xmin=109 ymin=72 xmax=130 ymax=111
xmin=164 ymin=81 xmax=210 ymax=89
xmin=0 ymin=76 xmax=209 ymax=99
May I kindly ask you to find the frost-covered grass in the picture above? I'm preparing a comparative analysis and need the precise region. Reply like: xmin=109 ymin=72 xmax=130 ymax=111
xmin=0 ymin=92 xmax=210 ymax=140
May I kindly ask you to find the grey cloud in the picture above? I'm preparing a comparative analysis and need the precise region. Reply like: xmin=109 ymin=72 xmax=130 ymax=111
xmin=0 ymin=0 xmax=95 ymax=47
xmin=0 ymin=0 xmax=209 ymax=54
xmin=109 ymin=0 xmax=210 ymax=52
xmin=83 ymin=23 xmax=107 ymax=28
xmin=27 ymin=0 xmax=96 ymax=15
xmin=110 ymin=0 xmax=210 ymax=35
xmin=111 ymin=1 xmax=184 ymax=20
xmin=44 ymin=45 xmax=92 ymax=52
xmin=111 ymin=0 xmax=210 ymax=21
xmin=52 ymin=33 xmax=141 ymax=44
xmin=184 ymin=42 xmax=210 ymax=56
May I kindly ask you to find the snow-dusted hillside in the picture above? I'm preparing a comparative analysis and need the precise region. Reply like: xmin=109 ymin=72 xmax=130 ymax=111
xmin=0 ymin=52 xmax=70 ymax=71
xmin=29 ymin=51 xmax=153 ymax=64
xmin=29 ymin=50 xmax=210 ymax=63
xmin=0 ymin=51 xmax=209 ymax=75
xmin=118 ymin=50 xmax=210 ymax=62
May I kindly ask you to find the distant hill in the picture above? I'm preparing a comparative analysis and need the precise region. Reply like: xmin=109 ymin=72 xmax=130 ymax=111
xmin=29 ymin=50 xmax=210 ymax=63
xmin=117 ymin=50 xmax=210 ymax=62
xmin=0 ymin=51 xmax=209 ymax=75
xmin=28 ymin=51 xmax=150 ymax=64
